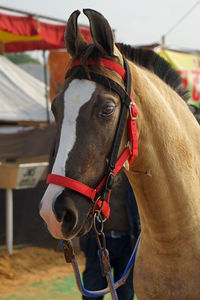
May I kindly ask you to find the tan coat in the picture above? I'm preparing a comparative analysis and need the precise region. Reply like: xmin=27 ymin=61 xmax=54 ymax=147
xmin=127 ymin=63 xmax=200 ymax=299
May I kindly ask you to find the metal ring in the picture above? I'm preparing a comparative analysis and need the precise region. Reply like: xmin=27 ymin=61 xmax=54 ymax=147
xmin=92 ymin=195 xmax=101 ymax=214
xmin=93 ymin=195 xmax=107 ymax=222
xmin=93 ymin=212 xmax=104 ymax=235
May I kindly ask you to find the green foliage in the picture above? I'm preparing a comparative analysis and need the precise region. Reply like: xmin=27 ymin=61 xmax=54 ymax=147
xmin=5 ymin=52 xmax=40 ymax=65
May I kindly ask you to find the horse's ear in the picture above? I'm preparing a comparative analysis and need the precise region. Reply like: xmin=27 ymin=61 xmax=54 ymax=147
xmin=83 ymin=9 xmax=114 ymax=56
xmin=65 ymin=10 xmax=88 ymax=57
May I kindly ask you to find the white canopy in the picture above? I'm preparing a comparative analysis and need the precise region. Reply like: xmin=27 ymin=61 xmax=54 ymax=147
xmin=0 ymin=55 xmax=53 ymax=123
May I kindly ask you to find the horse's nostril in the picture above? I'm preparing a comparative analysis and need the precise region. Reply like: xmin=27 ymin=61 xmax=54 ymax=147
xmin=53 ymin=198 xmax=64 ymax=222
xmin=62 ymin=209 xmax=77 ymax=232
xmin=53 ymin=193 xmax=78 ymax=233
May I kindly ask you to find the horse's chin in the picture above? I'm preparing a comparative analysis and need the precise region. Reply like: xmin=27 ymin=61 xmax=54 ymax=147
xmin=76 ymin=221 xmax=93 ymax=237
xmin=62 ymin=214 xmax=93 ymax=240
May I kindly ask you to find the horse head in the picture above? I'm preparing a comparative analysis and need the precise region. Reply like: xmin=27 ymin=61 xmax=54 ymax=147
xmin=39 ymin=9 xmax=132 ymax=240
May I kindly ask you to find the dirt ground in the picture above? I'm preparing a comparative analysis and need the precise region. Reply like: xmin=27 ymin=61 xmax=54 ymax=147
xmin=0 ymin=246 xmax=85 ymax=297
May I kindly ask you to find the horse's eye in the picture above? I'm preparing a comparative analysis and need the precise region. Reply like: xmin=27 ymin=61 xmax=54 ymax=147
xmin=100 ymin=104 xmax=115 ymax=118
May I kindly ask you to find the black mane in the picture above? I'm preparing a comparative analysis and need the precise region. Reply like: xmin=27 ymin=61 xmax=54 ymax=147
xmin=116 ymin=43 xmax=189 ymax=102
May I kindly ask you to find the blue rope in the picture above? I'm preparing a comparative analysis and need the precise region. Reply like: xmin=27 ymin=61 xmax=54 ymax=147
xmin=63 ymin=234 xmax=140 ymax=298
xmin=106 ymin=270 xmax=119 ymax=300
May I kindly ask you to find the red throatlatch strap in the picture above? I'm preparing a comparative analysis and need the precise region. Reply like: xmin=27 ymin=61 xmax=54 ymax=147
xmin=113 ymin=147 xmax=132 ymax=175
xmin=72 ymin=58 xmax=126 ymax=80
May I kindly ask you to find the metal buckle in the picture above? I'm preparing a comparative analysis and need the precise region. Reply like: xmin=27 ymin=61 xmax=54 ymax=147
xmin=105 ymin=171 xmax=115 ymax=191
xmin=129 ymin=102 xmax=137 ymax=120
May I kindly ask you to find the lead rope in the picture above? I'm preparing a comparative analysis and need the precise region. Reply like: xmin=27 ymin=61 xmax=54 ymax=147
xmin=93 ymin=212 xmax=118 ymax=300
xmin=62 ymin=218 xmax=140 ymax=298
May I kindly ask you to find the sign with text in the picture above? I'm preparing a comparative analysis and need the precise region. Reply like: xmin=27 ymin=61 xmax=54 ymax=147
xmin=0 ymin=162 xmax=48 ymax=189
xmin=16 ymin=163 xmax=48 ymax=189
xmin=157 ymin=49 xmax=200 ymax=108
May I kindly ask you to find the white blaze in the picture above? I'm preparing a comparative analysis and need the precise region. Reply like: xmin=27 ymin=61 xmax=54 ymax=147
xmin=40 ymin=79 xmax=96 ymax=238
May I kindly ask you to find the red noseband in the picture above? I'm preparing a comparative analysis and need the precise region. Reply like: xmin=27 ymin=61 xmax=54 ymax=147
xmin=46 ymin=58 xmax=138 ymax=219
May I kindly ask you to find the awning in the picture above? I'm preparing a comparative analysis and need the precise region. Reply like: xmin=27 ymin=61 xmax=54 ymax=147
xmin=0 ymin=12 xmax=91 ymax=52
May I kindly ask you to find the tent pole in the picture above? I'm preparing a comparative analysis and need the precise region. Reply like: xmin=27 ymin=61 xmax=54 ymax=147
xmin=6 ymin=189 xmax=13 ymax=255
xmin=0 ymin=5 xmax=87 ymax=28
xmin=42 ymin=50 xmax=50 ymax=123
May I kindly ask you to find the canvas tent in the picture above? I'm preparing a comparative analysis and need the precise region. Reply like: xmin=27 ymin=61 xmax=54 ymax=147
xmin=0 ymin=55 xmax=56 ymax=161
xmin=0 ymin=55 xmax=53 ymax=123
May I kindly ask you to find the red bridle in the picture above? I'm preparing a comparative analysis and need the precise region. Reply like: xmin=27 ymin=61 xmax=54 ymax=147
xmin=46 ymin=58 xmax=138 ymax=218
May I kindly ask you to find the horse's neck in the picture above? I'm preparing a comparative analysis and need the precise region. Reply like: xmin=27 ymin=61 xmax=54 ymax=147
xmin=128 ymin=66 xmax=200 ymax=242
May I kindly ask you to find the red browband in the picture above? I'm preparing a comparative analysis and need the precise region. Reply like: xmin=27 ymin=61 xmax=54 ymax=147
xmin=72 ymin=58 xmax=126 ymax=80
xmin=47 ymin=58 xmax=138 ymax=219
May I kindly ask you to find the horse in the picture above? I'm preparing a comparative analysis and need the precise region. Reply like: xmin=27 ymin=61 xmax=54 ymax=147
xmin=40 ymin=9 xmax=200 ymax=299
